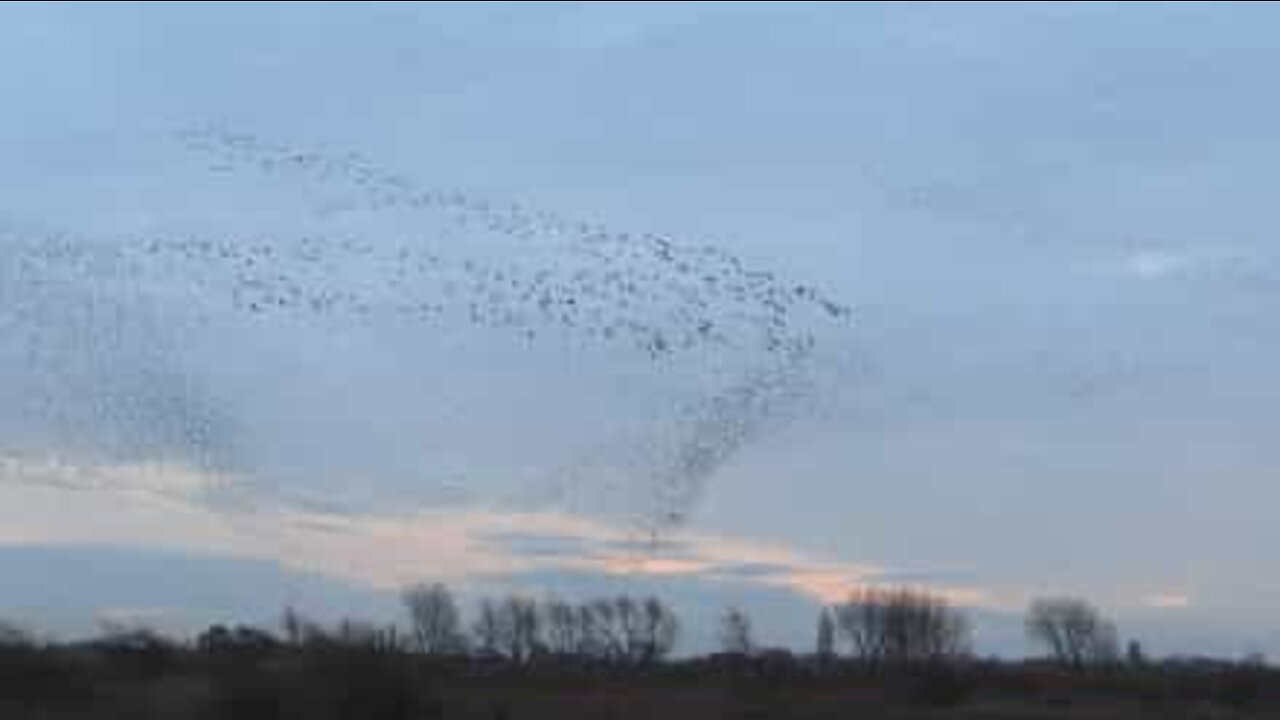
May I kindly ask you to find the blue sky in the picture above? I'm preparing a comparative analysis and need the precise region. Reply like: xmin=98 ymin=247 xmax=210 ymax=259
xmin=2 ymin=2 xmax=1280 ymax=658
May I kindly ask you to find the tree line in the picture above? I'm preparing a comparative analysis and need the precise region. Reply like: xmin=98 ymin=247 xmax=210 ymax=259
xmin=401 ymin=586 xmax=680 ymax=663
xmin=6 ymin=585 xmax=1272 ymax=720
xmin=185 ymin=583 xmax=1137 ymax=671
xmin=1 ymin=579 xmax=1155 ymax=671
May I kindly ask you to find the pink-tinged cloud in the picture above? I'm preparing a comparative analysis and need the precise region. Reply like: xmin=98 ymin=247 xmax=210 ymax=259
xmin=0 ymin=455 xmax=1000 ymax=609
xmin=1142 ymin=593 xmax=1191 ymax=609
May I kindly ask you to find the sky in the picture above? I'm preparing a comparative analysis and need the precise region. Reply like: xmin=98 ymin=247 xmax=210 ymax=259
xmin=2 ymin=1 xmax=1280 ymax=658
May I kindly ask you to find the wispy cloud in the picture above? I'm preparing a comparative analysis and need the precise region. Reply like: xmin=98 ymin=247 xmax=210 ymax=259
xmin=1142 ymin=593 xmax=1191 ymax=609
xmin=1082 ymin=249 xmax=1199 ymax=281
xmin=1120 ymin=250 xmax=1195 ymax=280
xmin=0 ymin=454 xmax=231 ymax=499
xmin=1087 ymin=247 xmax=1271 ymax=285
xmin=0 ymin=455 xmax=999 ymax=610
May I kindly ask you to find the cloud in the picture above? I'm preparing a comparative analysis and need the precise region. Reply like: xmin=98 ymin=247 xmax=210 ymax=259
xmin=1121 ymin=250 xmax=1195 ymax=280
xmin=714 ymin=562 xmax=795 ymax=578
xmin=473 ymin=531 xmax=598 ymax=559
xmin=1078 ymin=249 xmax=1198 ymax=282
xmin=0 ymin=455 xmax=1000 ymax=611
xmin=1142 ymin=593 xmax=1191 ymax=609
xmin=1089 ymin=247 xmax=1271 ymax=285
xmin=0 ymin=453 xmax=230 ymax=499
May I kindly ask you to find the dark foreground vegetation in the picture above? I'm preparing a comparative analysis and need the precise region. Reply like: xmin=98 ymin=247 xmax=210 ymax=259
xmin=2 ymin=587 xmax=1276 ymax=719
xmin=4 ymin=641 xmax=1278 ymax=720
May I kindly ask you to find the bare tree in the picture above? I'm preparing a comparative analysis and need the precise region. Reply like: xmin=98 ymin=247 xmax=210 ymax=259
xmin=588 ymin=598 xmax=624 ymax=659
xmin=573 ymin=602 xmax=604 ymax=657
xmin=1126 ymin=639 xmax=1145 ymax=666
xmin=835 ymin=587 xmax=970 ymax=665
xmin=816 ymin=607 xmax=836 ymax=660
xmin=493 ymin=595 xmax=542 ymax=663
xmin=335 ymin=618 xmax=382 ymax=648
xmin=471 ymin=598 xmax=502 ymax=657
xmin=542 ymin=598 xmax=579 ymax=656
xmin=282 ymin=605 xmax=304 ymax=645
xmin=476 ymin=594 xmax=676 ymax=663
xmin=635 ymin=596 xmax=679 ymax=662
xmin=615 ymin=595 xmax=642 ymax=659
xmin=834 ymin=591 xmax=883 ymax=661
xmin=589 ymin=595 xmax=679 ymax=663
xmin=402 ymin=582 xmax=464 ymax=654
xmin=280 ymin=605 xmax=324 ymax=646
xmin=719 ymin=606 xmax=753 ymax=655
xmin=1025 ymin=597 xmax=1119 ymax=669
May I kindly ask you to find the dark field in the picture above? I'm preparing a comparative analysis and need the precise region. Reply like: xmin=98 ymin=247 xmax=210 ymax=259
xmin=3 ymin=640 xmax=1276 ymax=720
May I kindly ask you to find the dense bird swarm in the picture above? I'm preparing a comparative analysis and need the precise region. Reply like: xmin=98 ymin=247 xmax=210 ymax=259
xmin=0 ymin=128 xmax=855 ymax=534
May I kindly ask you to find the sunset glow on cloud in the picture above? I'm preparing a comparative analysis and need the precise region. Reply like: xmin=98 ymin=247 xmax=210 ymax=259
xmin=0 ymin=455 xmax=994 ymax=610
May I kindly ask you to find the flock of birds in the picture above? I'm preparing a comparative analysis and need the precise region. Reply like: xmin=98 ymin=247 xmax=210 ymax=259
xmin=0 ymin=230 xmax=240 ymax=475
xmin=549 ymin=359 xmax=819 ymax=532
xmin=175 ymin=127 xmax=852 ymax=362
xmin=0 ymin=128 xmax=857 ymax=533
